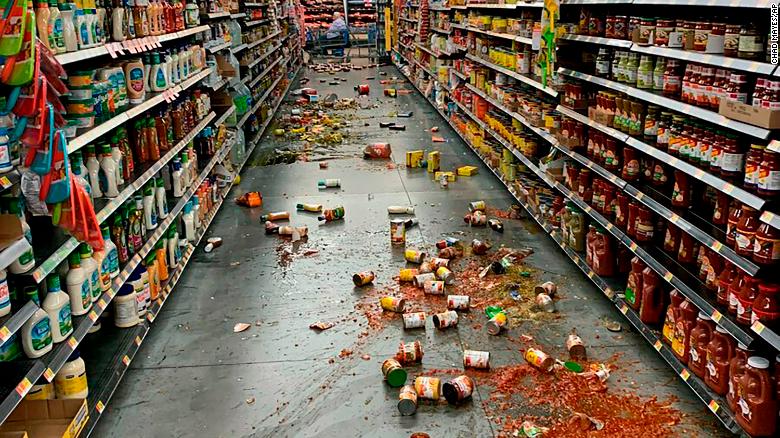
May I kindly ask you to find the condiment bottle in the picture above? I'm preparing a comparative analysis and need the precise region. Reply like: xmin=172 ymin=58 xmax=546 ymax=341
xmin=726 ymin=202 xmax=743 ymax=247
xmin=738 ymin=23 xmax=764 ymax=60
xmin=662 ymin=289 xmax=684 ymax=344
xmin=672 ymin=298 xmax=698 ymax=364
xmin=634 ymin=205 xmax=654 ymax=242
xmin=712 ymin=193 xmax=729 ymax=226
xmin=757 ymin=149 xmax=780 ymax=199
xmin=689 ymin=312 xmax=715 ymax=378
xmin=744 ymin=144 xmax=765 ymax=191
xmin=726 ymin=343 xmax=753 ymax=412
xmin=704 ymin=325 xmax=735 ymax=395
xmin=754 ymin=222 xmax=780 ymax=266
xmin=728 ymin=272 xmax=745 ymax=316
xmin=716 ymin=262 xmax=737 ymax=306
xmin=735 ymin=205 xmax=759 ymax=256
xmin=663 ymin=222 xmax=681 ymax=255
xmin=639 ymin=267 xmax=664 ymax=324
xmin=752 ymin=283 xmax=780 ymax=329
xmin=736 ymin=357 xmax=777 ymax=436
xmin=626 ymin=202 xmax=640 ymax=238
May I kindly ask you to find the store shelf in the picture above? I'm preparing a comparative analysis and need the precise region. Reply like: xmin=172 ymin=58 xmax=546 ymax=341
xmin=237 ymin=73 xmax=285 ymax=128
xmin=31 ymin=111 xmax=218 ymax=284
xmin=399 ymin=16 xmax=417 ymax=22
xmin=54 ymin=25 xmax=210 ymax=65
xmin=249 ymin=56 xmax=285 ymax=88
xmin=462 ymin=25 xmax=533 ymax=45
xmin=247 ymin=30 xmax=281 ymax=50
xmin=0 ymin=362 xmax=47 ymax=425
xmin=0 ymin=301 xmax=37 ymax=345
xmin=0 ymin=170 xmax=19 ymax=194
xmin=208 ymin=40 xmax=232 ymax=53
xmin=245 ymin=44 xmax=282 ymax=70
xmin=452 ymin=69 xmax=468 ymax=80
xmin=554 ymin=105 xmax=766 ymax=211
xmin=559 ymin=33 xmax=632 ymax=48
xmin=0 ymin=238 xmax=32 ymax=272
xmin=630 ymin=45 xmax=776 ymax=75
xmin=558 ymin=67 xmax=772 ymax=139
xmin=245 ymin=18 xmax=271 ymax=26
xmin=67 ymin=67 xmax=214 ymax=154
xmin=231 ymin=43 xmax=249 ymax=53
xmin=760 ymin=210 xmax=780 ymax=230
xmin=211 ymin=76 xmax=230 ymax=90
xmin=632 ymin=0 xmax=770 ymax=6
xmin=244 ymin=2 xmax=268 ymax=5
xmin=430 ymin=27 xmax=451 ymax=34
xmin=213 ymin=105 xmax=237 ymax=127
xmin=561 ymin=0 xmax=631 ymax=3
xmin=429 ymin=5 xmax=451 ymax=10
xmin=466 ymin=53 xmax=558 ymax=97
xmin=202 ymin=11 xmax=231 ymax=19
xmin=231 ymin=12 xmax=247 ymax=18
xmin=466 ymin=1 xmax=543 ymax=7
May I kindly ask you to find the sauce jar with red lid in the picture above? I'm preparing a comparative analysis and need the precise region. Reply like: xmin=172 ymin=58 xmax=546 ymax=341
xmin=753 ymin=222 xmax=780 ymax=266
xmin=735 ymin=205 xmax=759 ymax=256
xmin=752 ymin=283 xmax=780 ymax=329
xmin=757 ymin=149 xmax=780 ymax=198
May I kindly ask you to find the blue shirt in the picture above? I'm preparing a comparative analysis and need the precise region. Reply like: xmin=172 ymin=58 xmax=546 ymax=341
xmin=326 ymin=17 xmax=347 ymax=38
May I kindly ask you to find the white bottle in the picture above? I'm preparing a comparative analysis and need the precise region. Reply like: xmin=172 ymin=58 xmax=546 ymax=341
xmin=100 ymin=225 xmax=120 ymax=279
xmin=149 ymin=52 xmax=168 ymax=92
xmin=111 ymin=2 xmax=124 ymax=41
xmin=79 ymin=244 xmax=101 ymax=304
xmin=155 ymin=177 xmax=168 ymax=219
xmin=54 ymin=350 xmax=88 ymax=399
xmin=84 ymin=10 xmax=96 ymax=46
xmin=61 ymin=5 xmax=78 ymax=52
xmin=21 ymin=290 xmax=53 ymax=358
xmin=143 ymin=184 xmax=157 ymax=230
xmin=85 ymin=146 xmax=103 ymax=198
xmin=170 ymin=49 xmax=180 ymax=84
xmin=114 ymin=283 xmax=139 ymax=328
xmin=128 ymin=268 xmax=148 ymax=318
xmin=182 ymin=201 xmax=195 ymax=242
xmin=180 ymin=153 xmax=191 ymax=188
xmin=75 ymin=9 xmax=88 ymax=49
xmin=178 ymin=45 xmax=188 ymax=79
xmin=8 ymin=199 xmax=35 ymax=274
xmin=164 ymin=50 xmax=174 ymax=87
xmin=111 ymin=144 xmax=124 ymax=186
xmin=99 ymin=145 xmax=119 ymax=197
xmin=0 ymin=269 xmax=9 ymax=317
xmin=42 ymin=275 xmax=73 ymax=343
xmin=172 ymin=159 xmax=184 ymax=197
xmin=192 ymin=196 xmax=201 ymax=229
xmin=166 ymin=226 xmax=179 ymax=267
xmin=65 ymin=252 xmax=92 ymax=316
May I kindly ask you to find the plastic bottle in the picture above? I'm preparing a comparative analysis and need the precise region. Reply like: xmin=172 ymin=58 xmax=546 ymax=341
xmin=114 ymin=283 xmax=139 ymax=327
xmin=167 ymin=225 xmax=180 ymax=267
xmin=143 ymin=53 xmax=152 ymax=93
xmin=36 ymin=0 xmax=51 ymax=49
xmin=155 ymin=240 xmax=168 ymax=281
xmin=111 ymin=0 xmax=125 ymax=41
xmin=178 ymin=44 xmax=188 ymax=79
xmin=0 ymin=269 xmax=9 ymax=317
xmin=66 ymin=251 xmax=92 ymax=316
xmin=111 ymin=143 xmax=124 ymax=186
xmin=143 ymin=183 xmax=157 ymax=230
xmin=150 ymin=52 xmax=169 ymax=92
xmin=192 ymin=196 xmax=201 ymax=229
xmin=92 ymin=230 xmax=112 ymax=292
xmin=101 ymin=224 xmax=120 ymax=278
xmin=127 ymin=196 xmax=143 ymax=252
xmin=95 ymin=0 xmax=106 ymax=43
xmin=128 ymin=266 xmax=149 ymax=316
xmin=60 ymin=4 xmax=78 ymax=52
xmin=148 ymin=0 xmax=159 ymax=35
xmin=72 ymin=155 xmax=92 ymax=203
xmin=26 ymin=378 xmax=55 ymax=399
xmin=21 ymin=289 xmax=52 ymax=359
xmin=48 ymin=0 xmax=64 ymax=53
xmin=85 ymin=145 xmax=103 ymax=197
xmin=86 ymin=9 xmax=97 ymax=46
xmin=43 ymin=274 xmax=73 ymax=343
xmin=125 ymin=0 xmax=135 ymax=39
xmin=124 ymin=57 xmax=146 ymax=105
xmin=155 ymin=176 xmax=168 ymax=220
xmin=170 ymin=48 xmax=180 ymax=84
xmin=99 ymin=144 xmax=119 ymax=197
xmin=180 ymin=152 xmax=191 ymax=188
xmin=172 ymin=158 xmax=184 ymax=197
xmin=182 ymin=201 xmax=195 ymax=242
xmin=74 ymin=9 xmax=88 ymax=48
xmin=54 ymin=350 xmax=88 ymax=399
xmin=163 ymin=50 xmax=174 ymax=88
xmin=79 ymin=244 xmax=101 ymax=304
xmin=8 ymin=199 xmax=35 ymax=274
xmin=145 ymin=253 xmax=160 ymax=301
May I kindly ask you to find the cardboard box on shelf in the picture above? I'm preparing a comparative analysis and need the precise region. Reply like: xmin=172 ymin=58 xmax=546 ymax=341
xmin=0 ymin=400 xmax=88 ymax=438
xmin=718 ymin=99 xmax=780 ymax=129
xmin=0 ymin=432 xmax=28 ymax=438
xmin=0 ymin=214 xmax=23 ymax=252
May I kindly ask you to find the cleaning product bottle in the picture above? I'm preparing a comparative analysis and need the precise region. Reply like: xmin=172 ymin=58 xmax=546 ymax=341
xmin=150 ymin=52 xmax=168 ymax=92
xmin=8 ymin=199 xmax=35 ymax=274
xmin=66 ymin=251 xmax=92 ymax=316
xmin=167 ymin=225 xmax=179 ymax=267
xmin=111 ymin=142 xmax=124 ymax=186
xmin=111 ymin=0 xmax=125 ymax=41
xmin=127 ymin=267 xmax=148 ymax=318
xmin=21 ymin=288 xmax=52 ymax=358
xmin=85 ymin=145 xmax=103 ymax=197
xmin=36 ymin=0 xmax=51 ymax=49
xmin=155 ymin=240 xmax=168 ymax=281
xmin=128 ymin=196 xmax=144 ymax=252
xmin=54 ymin=350 xmax=88 ymax=398
xmin=99 ymin=144 xmax=119 ymax=197
xmin=124 ymin=57 xmax=146 ymax=105
xmin=143 ymin=183 xmax=157 ymax=230
xmin=48 ymin=0 xmax=64 ymax=53
xmin=61 ymin=4 xmax=78 ymax=52
xmin=146 ymin=253 xmax=160 ymax=301
xmin=155 ymin=176 xmax=168 ymax=219
xmin=0 ymin=269 xmax=9 ymax=317
xmin=114 ymin=283 xmax=139 ymax=327
xmin=74 ymin=9 xmax=88 ymax=49
xmin=43 ymin=274 xmax=73 ymax=343
xmin=79 ymin=244 xmax=101 ymax=303
xmin=192 ymin=195 xmax=201 ymax=230
xmin=172 ymin=158 xmax=183 ymax=197
xmin=182 ymin=200 xmax=195 ymax=242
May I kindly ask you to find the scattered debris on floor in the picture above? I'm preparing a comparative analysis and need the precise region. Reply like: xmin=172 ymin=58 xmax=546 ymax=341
xmin=233 ymin=323 xmax=251 ymax=333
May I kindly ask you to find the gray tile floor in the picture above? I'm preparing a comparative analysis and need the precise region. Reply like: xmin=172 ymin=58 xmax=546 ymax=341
xmin=92 ymin=61 xmax=730 ymax=438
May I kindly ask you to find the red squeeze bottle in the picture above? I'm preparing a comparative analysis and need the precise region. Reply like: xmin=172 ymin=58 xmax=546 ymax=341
xmin=736 ymin=357 xmax=778 ymax=437
xmin=671 ymin=298 xmax=697 ymax=364
xmin=704 ymin=326 xmax=735 ymax=396
xmin=639 ymin=268 xmax=664 ymax=324
xmin=726 ymin=343 xmax=753 ymax=412
xmin=662 ymin=289 xmax=684 ymax=345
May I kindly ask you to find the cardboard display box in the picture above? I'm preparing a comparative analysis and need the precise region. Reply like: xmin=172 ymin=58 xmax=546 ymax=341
xmin=718 ymin=99 xmax=780 ymax=130
xmin=0 ymin=400 xmax=88 ymax=438
xmin=0 ymin=214 xmax=23 ymax=252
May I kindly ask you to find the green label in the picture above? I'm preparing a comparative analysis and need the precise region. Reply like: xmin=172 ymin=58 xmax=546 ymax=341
xmin=31 ymin=318 xmax=53 ymax=351
xmin=91 ymin=271 xmax=101 ymax=299
xmin=81 ymin=280 xmax=91 ymax=308
xmin=59 ymin=304 xmax=72 ymax=335
xmin=625 ymin=287 xmax=636 ymax=305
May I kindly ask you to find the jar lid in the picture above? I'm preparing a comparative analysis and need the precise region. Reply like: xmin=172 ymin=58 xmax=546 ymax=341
xmin=748 ymin=356 xmax=770 ymax=369
xmin=698 ymin=312 xmax=711 ymax=320
xmin=715 ymin=325 xmax=728 ymax=333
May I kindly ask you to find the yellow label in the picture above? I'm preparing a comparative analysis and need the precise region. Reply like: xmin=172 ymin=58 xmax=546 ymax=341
xmin=135 ymin=336 xmax=142 ymax=346
xmin=122 ymin=355 xmax=131 ymax=366
xmin=670 ymin=214 xmax=679 ymax=224
xmin=620 ymin=304 xmax=628 ymax=314
xmin=67 ymin=337 xmax=78 ymax=349
xmin=635 ymin=192 xmax=644 ymax=200
xmin=587 ymin=271 xmax=595 ymax=279
xmin=0 ymin=176 xmax=10 ymax=187
xmin=43 ymin=368 xmax=55 ymax=382
xmin=711 ymin=310 xmax=722 ymax=323
xmin=708 ymin=400 xmax=720 ymax=413
xmin=88 ymin=311 xmax=98 ymax=322
xmin=56 ymin=372 xmax=87 ymax=397
xmin=15 ymin=378 xmax=31 ymax=396
xmin=0 ymin=326 xmax=10 ymax=342
xmin=680 ymin=369 xmax=690 ymax=381
xmin=723 ymin=184 xmax=734 ymax=194
xmin=630 ymin=243 xmax=638 ymax=251
xmin=752 ymin=321 xmax=766 ymax=334
xmin=96 ymin=400 xmax=105 ymax=413
xmin=25 ymin=382 xmax=54 ymax=400
xmin=653 ymin=340 xmax=662 ymax=351
xmin=606 ymin=223 xmax=613 ymax=230
xmin=710 ymin=241 xmax=723 ymax=252
xmin=97 ymin=298 xmax=107 ymax=309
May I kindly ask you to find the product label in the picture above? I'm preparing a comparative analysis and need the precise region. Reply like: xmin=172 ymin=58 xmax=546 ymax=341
xmin=720 ymin=153 xmax=745 ymax=172
xmin=595 ymin=60 xmax=610 ymax=76
xmin=0 ymin=278 xmax=9 ymax=310
xmin=58 ymin=304 xmax=72 ymax=336
xmin=738 ymin=36 xmax=763 ymax=53
xmin=80 ymin=279 xmax=91 ymax=309
xmin=155 ymin=68 xmax=167 ymax=89
xmin=758 ymin=169 xmax=780 ymax=191
xmin=90 ymin=270 xmax=101 ymax=300
xmin=735 ymin=231 xmax=755 ymax=252
xmin=100 ymin=256 xmax=112 ymax=284
xmin=108 ymin=247 xmax=119 ymax=274
xmin=31 ymin=318 xmax=53 ymax=351
xmin=115 ymin=299 xmax=138 ymax=325
xmin=56 ymin=371 xmax=87 ymax=397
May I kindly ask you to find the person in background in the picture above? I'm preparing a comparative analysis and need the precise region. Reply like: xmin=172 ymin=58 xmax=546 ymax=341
xmin=326 ymin=12 xmax=347 ymax=39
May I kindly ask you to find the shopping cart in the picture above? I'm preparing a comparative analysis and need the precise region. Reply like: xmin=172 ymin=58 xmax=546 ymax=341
xmin=307 ymin=28 xmax=352 ymax=59
xmin=348 ymin=24 xmax=377 ymax=59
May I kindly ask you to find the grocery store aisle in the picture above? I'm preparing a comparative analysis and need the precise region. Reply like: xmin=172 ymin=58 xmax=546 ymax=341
xmin=92 ymin=61 xmax=728 ymax=437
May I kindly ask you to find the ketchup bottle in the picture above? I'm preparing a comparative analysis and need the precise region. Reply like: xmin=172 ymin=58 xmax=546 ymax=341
xmin=704 ymin=326 xmax=735 ymax=396
xmin=639 ymin=268 xmax=665 ymax=324
xmin=736 ymin=357 xmax=778 ymax=436
xmin=727 ymin=343 xmax=753 ymax=412
xmin=671 ymin=299 xmax=698 ymax=364
xmin=689 ymin=313 xmax=715 ymax=378
xmin=662 ymin=289 xmax=684 ymax=345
